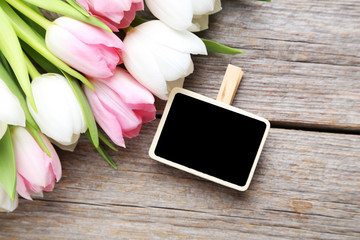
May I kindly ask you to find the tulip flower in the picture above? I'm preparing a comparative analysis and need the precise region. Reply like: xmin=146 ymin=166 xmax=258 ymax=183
xmin=11 ymin=126 xmax=62 ymax=200
xmin=0 ymin=185 xmax=18 ymax=212
xmin=123 ymin=20 xmax=207 ymax=100
xmin=46 ymin=17 xmax=125 ymax=79
xmin=0 ymin=78 xmax=26 ymax=139
xmin=83 ymin=68 xmax=156 ymax=147
xmin=76 ymin=0 xmax=144 ymax=31
xmin=27 ymin=73 xmax=87 ymax=148
xmin=145 ymin=0 xmax=221 ymax=32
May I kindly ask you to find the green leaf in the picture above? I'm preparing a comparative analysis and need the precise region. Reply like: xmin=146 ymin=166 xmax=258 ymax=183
xmin=99 ymin=130 xmax=118 ymax=152
xmin=22 ymin=0 xmax=112 ymax=32
xmin=21 ymin=40 xmax=61 ymax=74
xmin=65 ymin=0 xmax=90 ymax=17
xmin=85 ymin=130 xmax=117 ymax=169
xmin=0 ymin=1 xmax=94 ymax=90
xmin=62 ymin=71 xmax=99 ymax=148
xmin=0 ymin=51 xmax=15 ymax=79
xmin=201 ymin=38 xmax=243 ymax=55
xmin=20 ymin=2 xmax=46 ymax=37
xmin=5 ymin=0 xmax=52 ymax=30
xmin=0 ymin=5 xmax=36 ymax=112
xmin=0 ymin=127 xmax=16 ymax=200
xmin=24 ymin=52 xmax=41 ymax=79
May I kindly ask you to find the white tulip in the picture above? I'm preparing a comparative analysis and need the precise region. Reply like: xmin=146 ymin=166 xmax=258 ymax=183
xmin=27 ymin=73 xmax=87 ymax=148
xmin=123 ymin=20 xmax=207 ymax=100
xmin=0 ymin=78 xmax=26 ymax=139
xmin=0 ymin=185 xmax=18 ymax=212
xmin=145 ymin=0 xmax=222 ymax=32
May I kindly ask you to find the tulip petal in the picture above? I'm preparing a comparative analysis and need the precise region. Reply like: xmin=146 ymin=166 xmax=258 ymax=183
xmin=93 ymin=81 xmax=142 ymax=135
xmin=75 ymin=0 xmax=90 ymax=11
xmin=91 ymin=15 xmax=120 ymax=32
xmin=12 ymin=127 xmax=61 ymax=200
xmin=52 ymin=139 xmax=79 ymax=152
xmin=189 ymin=14 xmax=210 ymax=32
xmin=134 ymin=107 xmax=156 ymax=123
xmin=16 ymin=173 xmax=32 ymax=200
xmin=100 ymin=68 xmax=155 ymax=107
xmin=77 ymin=0 xmax=143 ymax=29
xmin=0 ymin=185 xmax=18 ymax=212
xmin=0 ymin=79 xmax=26 ymax=127
xmin=11 ymin=127 xmax=49 ymax=189
xmin=123 ymin=124 xmax=142 ymax=138
xmin=28 ymin=74 xmax=86 ymax=145
xmin=93 ymin=0 xmax=131 ymax=12
xmin=192 ymin=0 xmax=216 ymax=15
xmin=83 ymin=86 xmax=126 ymax=147
xmin=123 ymin=32 xmax=168 ymax=99
xmin=213 ymin=0 xmax=222 ymax=14
xmin=135 ymin=21 xmax=207 ymax=55
xmin=28 ymin=75 xmax=74 ymax=144
xmin=150 ymin=44 xmax=194 ymax=81
xmin=43 ymin=179 xmax=55 ymax=191
xmin=46 ymin=25 xmax=116 ymax=79
xmin=91 ymin=0 xmax=127 ymax=22
xmin=145 ymin=0 xmax=193 ymax=30
xmin=41 ymin=133 xmax=62 ymax=182
xmin=117 ymin=4 xmax=143 ymax=28
xmin=54 ymin=17 xmax=124 ymax=49
xmin=166 ymin=77 xmax=185 ymax=94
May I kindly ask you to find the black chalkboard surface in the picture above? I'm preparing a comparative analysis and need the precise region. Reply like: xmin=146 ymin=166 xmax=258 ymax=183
xmin=149 ymin=88 xmax=270 ymax=191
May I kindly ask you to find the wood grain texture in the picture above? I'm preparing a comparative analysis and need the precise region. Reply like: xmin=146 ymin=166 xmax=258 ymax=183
xmin=0 ymin=120 xmax=359 ymax=239
xmin=1 ymin=1 xmax=359 ymax=239
xmin=179 ymin=0 xmax=360 ymax=131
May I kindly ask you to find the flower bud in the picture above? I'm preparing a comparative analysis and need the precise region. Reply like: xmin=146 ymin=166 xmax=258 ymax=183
xmin=46 ymin=17 xmax=124 ymax=79
xmin=83 ymin=68 xmax=156 ymax=147
xmin=123 ymin=20 xmax=207 ymax=100
xmin=11 ymin=127 xmax=61 ymax=200
xmin=27 ymin=73 xmax=87 ymax=148
xmin=76 ymin=0 xmax=144 ymax=31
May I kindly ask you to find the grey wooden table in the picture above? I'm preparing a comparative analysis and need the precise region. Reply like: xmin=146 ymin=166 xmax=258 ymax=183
xmin=1 ymin=0 xmax=359 ymax=239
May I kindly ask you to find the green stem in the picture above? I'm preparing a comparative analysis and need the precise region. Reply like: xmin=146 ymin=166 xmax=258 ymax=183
xmin=5 ymin=0 xmax=52 ymax=30
xmin=24 ymin=53 xmax=40 ymax=79
xmin=123 ymin=25 xmax=133 ymax=33
xmin=130 ymin=15 xmax=148 ymax=27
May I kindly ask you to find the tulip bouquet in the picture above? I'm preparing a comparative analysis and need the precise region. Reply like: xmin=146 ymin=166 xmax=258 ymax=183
xmin=0 ymin=0 xmax=246 ymax=212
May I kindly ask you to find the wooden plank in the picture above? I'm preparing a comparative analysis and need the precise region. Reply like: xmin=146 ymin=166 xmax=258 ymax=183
xmin=0 ymin=120 xmax=359 ymax=239
xmin=154 ymin=0 xmax=360 ymax=131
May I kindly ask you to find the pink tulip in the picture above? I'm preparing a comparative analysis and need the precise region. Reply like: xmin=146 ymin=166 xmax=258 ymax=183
xmin=83 ymin=68 xmax=156 ymax=147
xmin=11 ymin=127 xmax=62 ymax=200
xmin=46 ymin=17 xmax=125 ymax=79
xmin=76 ymin=0 xmax=144 ymax=31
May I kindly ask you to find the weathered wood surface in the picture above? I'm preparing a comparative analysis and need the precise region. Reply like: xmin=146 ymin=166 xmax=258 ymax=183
xmin=1 ymin=0 xmax=360 ymax=239
xmin=0 ymin=121 xmax=359 ymax=239
xmin=183 ymin=0 xmax=360 ymax=131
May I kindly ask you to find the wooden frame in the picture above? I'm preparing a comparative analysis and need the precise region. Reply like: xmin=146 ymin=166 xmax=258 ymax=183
xmin=149 ymin=87 xmax=271 ymax=191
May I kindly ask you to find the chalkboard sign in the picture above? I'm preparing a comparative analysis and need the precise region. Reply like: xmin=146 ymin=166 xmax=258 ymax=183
xmin=149 ymin=88 xmax=270 ymax=191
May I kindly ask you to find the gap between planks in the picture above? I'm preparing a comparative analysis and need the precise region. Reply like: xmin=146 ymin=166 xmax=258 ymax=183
xmin=154 ymin=114 xmax=360 ymax=136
